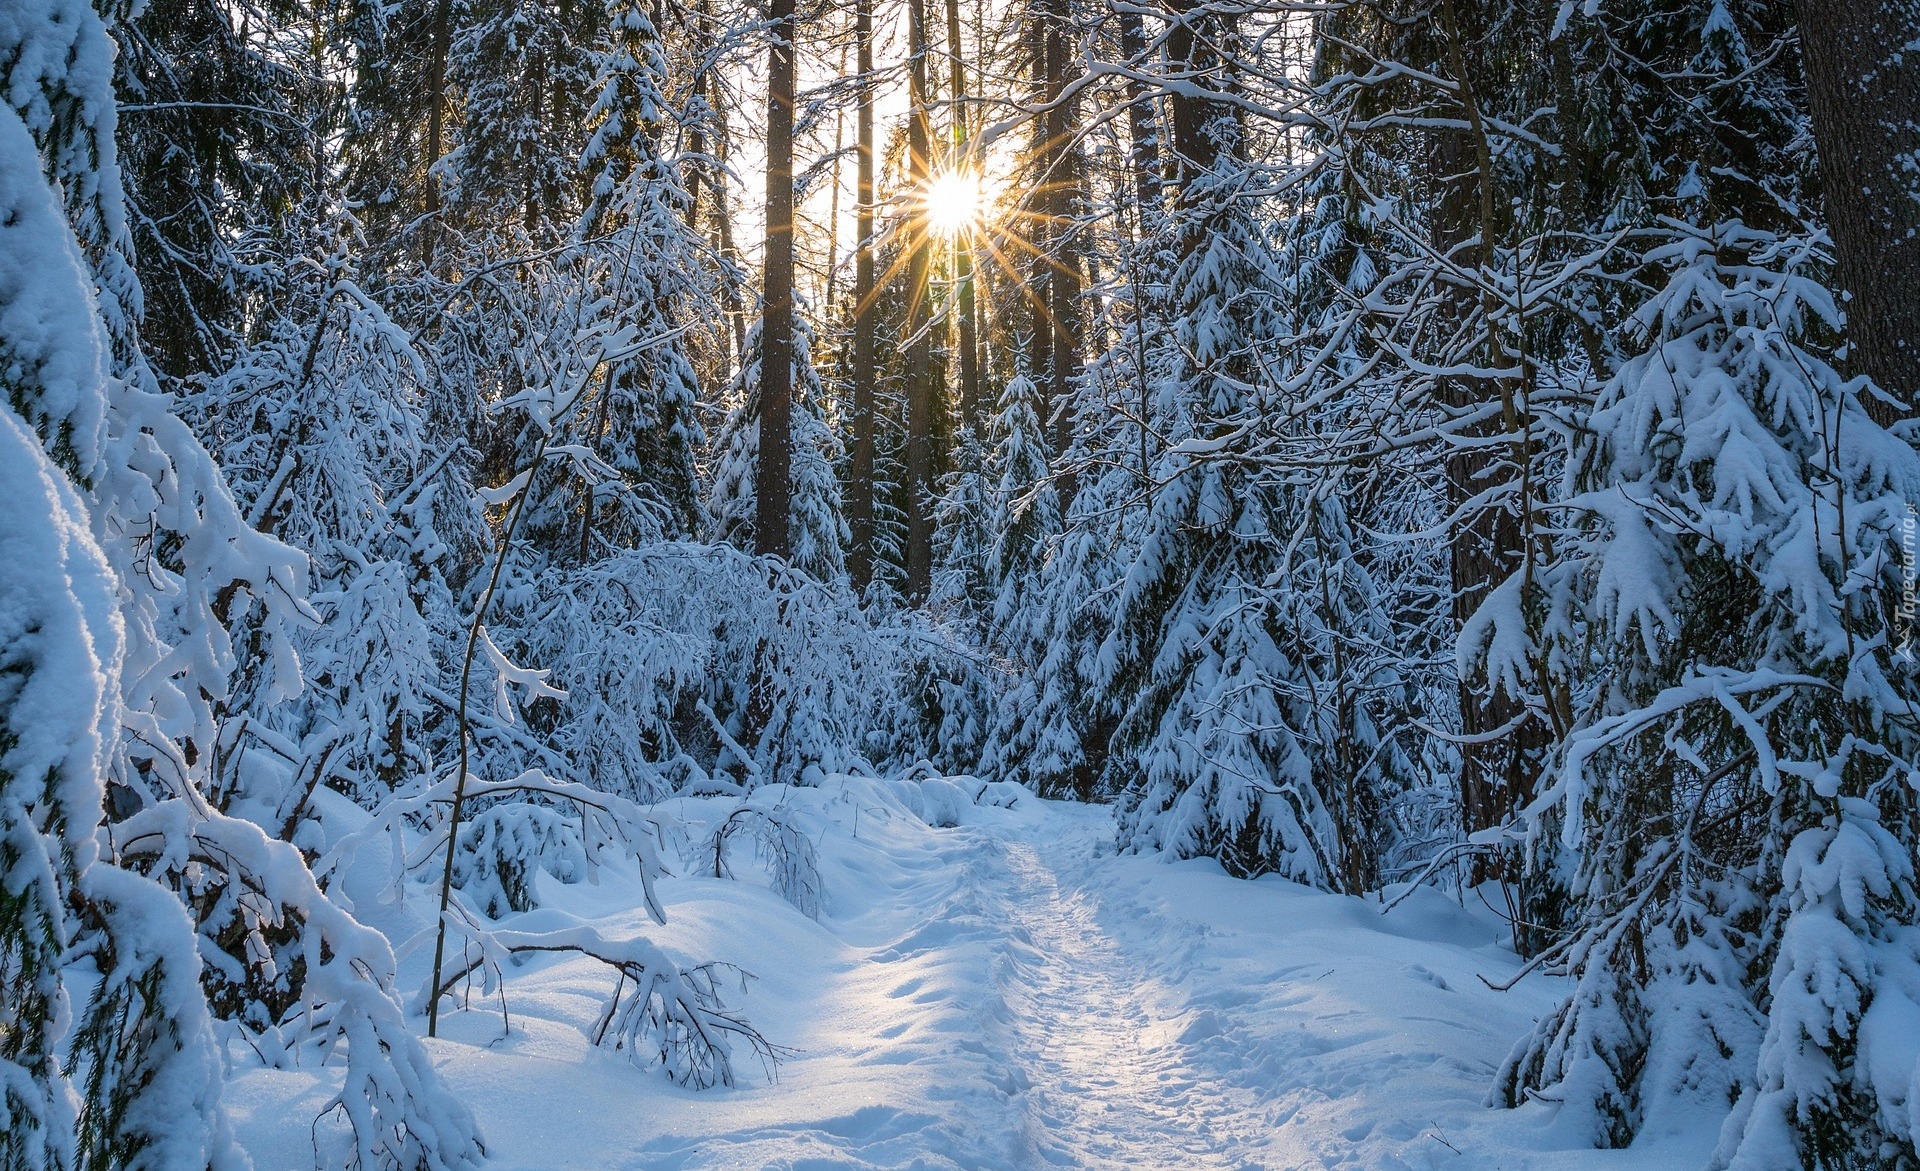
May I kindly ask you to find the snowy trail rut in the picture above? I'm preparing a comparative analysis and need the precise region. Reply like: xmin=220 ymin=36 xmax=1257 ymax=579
xmin=986 ymin=822 xmax=1268 ymax=1170
xmin=232 ymin=779 xmax=1598 ymax=1171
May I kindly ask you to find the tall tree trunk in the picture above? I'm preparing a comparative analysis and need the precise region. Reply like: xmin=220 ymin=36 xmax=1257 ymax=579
xmin=1164 ymin=0 xmax=1220 ymax=194
xmin=712 ymin=99 xmax=749 ymax=372
xmin=825 ymin=41 xmax=847 ymax=313
xmin=904 ymin=0 xmax=937 ymax=599
xmin=1431 ymin=0 xmax=1545 ymax=898
xmin=684 ymin=28 xmax=710 ymax=233
xmin=1117 ymin=5 xmax=1159 ymax=484
xmin=1042 ymin=0 xmax=1081 ymax=488
xmin=1023 ymin=1 xmax=1053 ymax=396
xmin=849 ymin=0 xmax=877 ymax=589
xmin=1795 ymin=0 xmax=1920 ymax=420
xmin=944 ymin=0 xmax=981 ymax=429
xmin=755 ymin=0 xmax=797 ymax=562
xmin=424 ymin=0 xmax=451 ymax=264
xmin=1118 ymin=5 xmax=1160 ymax=231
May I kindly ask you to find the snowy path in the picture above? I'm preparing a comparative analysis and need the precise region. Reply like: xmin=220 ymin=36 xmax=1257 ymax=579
xmin=224 ymin=778 xmax=1717 ymax=1171
xmin=991 ymin=829 xmax=1268 ymax=1170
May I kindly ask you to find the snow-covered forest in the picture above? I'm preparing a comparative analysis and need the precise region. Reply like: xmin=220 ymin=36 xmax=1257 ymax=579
xmin=3 ymin=0 xmax=1919 ymax=1165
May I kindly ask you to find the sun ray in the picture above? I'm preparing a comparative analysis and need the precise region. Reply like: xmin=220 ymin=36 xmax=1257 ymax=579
xmin=922 ymin=168 xmax=986 ymax=239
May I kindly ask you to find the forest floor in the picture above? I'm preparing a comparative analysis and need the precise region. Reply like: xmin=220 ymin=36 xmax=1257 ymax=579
xmin=224 ymin=778 xmax=1727 ymax=1170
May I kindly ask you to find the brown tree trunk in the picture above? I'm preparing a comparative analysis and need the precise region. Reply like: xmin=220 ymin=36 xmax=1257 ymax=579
xmin=755 ymin=0 xmax=797 ymax=562
xmin=684 ymin=32 xmax=709 ymax=233
xmin=904 ymin=0 xmax=937 ymax=599
xmin=944 ymin=0 xmax=982 ymax=430
xmin=1795 ymin=0 xmax=1920 ymax=420
xmin=1432 ymin=0 xmax=1545 ymax=851
xmin=1023 ymin=1 xmax=1053 ymax=398
xmin=1041 ymin=0 xmax=1082 ymax=496
xmin=849 ymin=0 xmax=878 ymax=589
xmin=712 ymin=96 xmax=750 ymax=368
xmin=1119 ymin=5 xmax=1159 ymax=232
xmin=423 ymin=0 xmax=451 ymax=265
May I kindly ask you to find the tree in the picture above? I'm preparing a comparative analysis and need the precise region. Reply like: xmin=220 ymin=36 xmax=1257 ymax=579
xmin=0 ymin=96 xmax=244 ymax=1171
xmin=903 ymin=0 xmax=939 ymax=599
xmin=711 ymin=313 xmax=849 ymax=582
xmin=1490 ymin=222 xmax=1920 ymax=1168
xmin=190 ymin=221 xmax=449 ymax=810
xmin=1794 ymin=0 xmax=1920 ymax=420
xmin=110 ymin=0 xmax=321 ymax=384
xmin=575 ymin=0 xmax=709 ymax=544
xmin=6 ymin=8 xmax=487 ymax=1165
xmin=942 ymin=0 xmax=981 ymax=424
xmin=448 ymin=0 xmax=597 ymax=236
xmin=756 ymin=0 xmax=800 ymax=562
xmin=339 ymin=0 xmax=462 ymax=267
xmin=848 ymin=0 xmax=879 ymax=588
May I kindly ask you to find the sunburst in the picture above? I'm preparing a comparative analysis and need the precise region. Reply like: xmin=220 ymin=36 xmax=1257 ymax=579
xmin=854 ymin=156 xmax=1076 ymax=343
xmin=922 ymin=168 xmax=987 ymax=239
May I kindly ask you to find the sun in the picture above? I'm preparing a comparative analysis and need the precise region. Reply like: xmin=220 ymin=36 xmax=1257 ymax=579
xmin=922 ymin=168 xmax=986 ymax=238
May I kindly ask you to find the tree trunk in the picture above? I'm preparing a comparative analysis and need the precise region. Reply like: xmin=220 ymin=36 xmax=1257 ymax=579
xmin=1795 ymin=0 xmax=1920 ymax=420
xmin=1164 ymin=0 xmax=1221 ymax=194
xmin=944 ymin=0 xmax=982 ymax=430
xmin=755 ymin=0 xmax=797 ymax=562
xmin=684 ymin=30 xmax=709 ymax=233
xmin=423 ymin=0 xmax=451 ymax=265
xmin=1041 ymin=0 xmax=1082 ymax=495
xmin=1023 ymin=0 xmax=1053 ymax=400
xmin=903 ymin=0 xmax=937 ymax=599
xmin=1432 ymin=0 xmax=1545 ymax=859
xmin=712 ymin=98 xmax=749 ymax=368
xmin=1118 ymin=5 xmax=1159 ymax=233
xmin=825 ymin=45 xmax=846 ymax=314
xmin=849 ymin=0 xmax=877 ymax=589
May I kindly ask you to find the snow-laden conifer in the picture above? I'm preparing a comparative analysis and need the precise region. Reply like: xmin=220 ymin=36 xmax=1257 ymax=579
xmin=0 ymin=98 xmax=245 ymax=1171
xmin=1488 ymin=225 xmax=1920 ymax=1165
xmin=710 ymin=314 xmax=848 ymax=582
xmin=572 ymin=0 xmax=707 ymax=542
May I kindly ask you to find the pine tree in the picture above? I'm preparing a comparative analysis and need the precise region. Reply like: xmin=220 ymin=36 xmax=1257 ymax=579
xmin=984 ymin=372 xmax=1060 ymax=600
xmin=110 ymin=0 xmax=321 ymax=384
xmin=1492 ymin=222 xmax=1920 ymax=1164
xmin=574 ymin=0 xmax=708 ymax=544
xmin=0 ymin=93 xmax=245 ymax=1171
xmin=1096 ymin=4 xmax=1338 ymax=883
xmin=338 ymin=0 xmax=462 ymax=267
xmin=8 ymin=8 xmax=487 ymax=1165
xmin=710 ymin=313 xmax=848 ymax=582
xmin=448 ymin=0 xmax=598 ymax=236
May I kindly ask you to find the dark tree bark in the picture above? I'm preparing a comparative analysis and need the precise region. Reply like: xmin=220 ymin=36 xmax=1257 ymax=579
xmin=1041 ymin=0 xmax=1083 ymax=497
xmin=1023 ymin=3 xmax=1053 ymax=391
xmin=849 ymin=0 xmax=877 ymax=589
xmin=755 ymin=0 xmax=797 ymax=562
xmin=685 ymin=70 xmax=707 ymax=232
xmin=424 ymin=0 xmax=451 ymax=264
xmin=944 ymin=0 xmax=982 ymax=430
xmin=904 ymin=0 xmax=937 ymax=599
xmin=1118 ymin=5 xmax=1161 ymax=231
xmin=711 ymin=107 xmax=749 ymax=369
xmin=683 ymin=1 xmax=714 ymax=235
xmin=1042 ymin=0 xmax=1081 ymax=446
xmin=684 ymin=6 xmax=748 ymax=369
xmin=1163 ymin=0 xmax=1223 ymax=192
xmin=1795 ymin=0 xmax=1920 ymax=420
xmin=1430 ymin=0 xmax=1546 ymax=875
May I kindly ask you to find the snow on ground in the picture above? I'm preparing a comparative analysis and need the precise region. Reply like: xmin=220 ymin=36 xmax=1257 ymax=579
xmin=225 ymin=778 xmax=1726 ymax=1170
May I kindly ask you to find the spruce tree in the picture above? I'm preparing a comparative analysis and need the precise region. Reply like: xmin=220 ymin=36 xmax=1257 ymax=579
xmin=710 ymin=313 xmax=849 ymax=582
